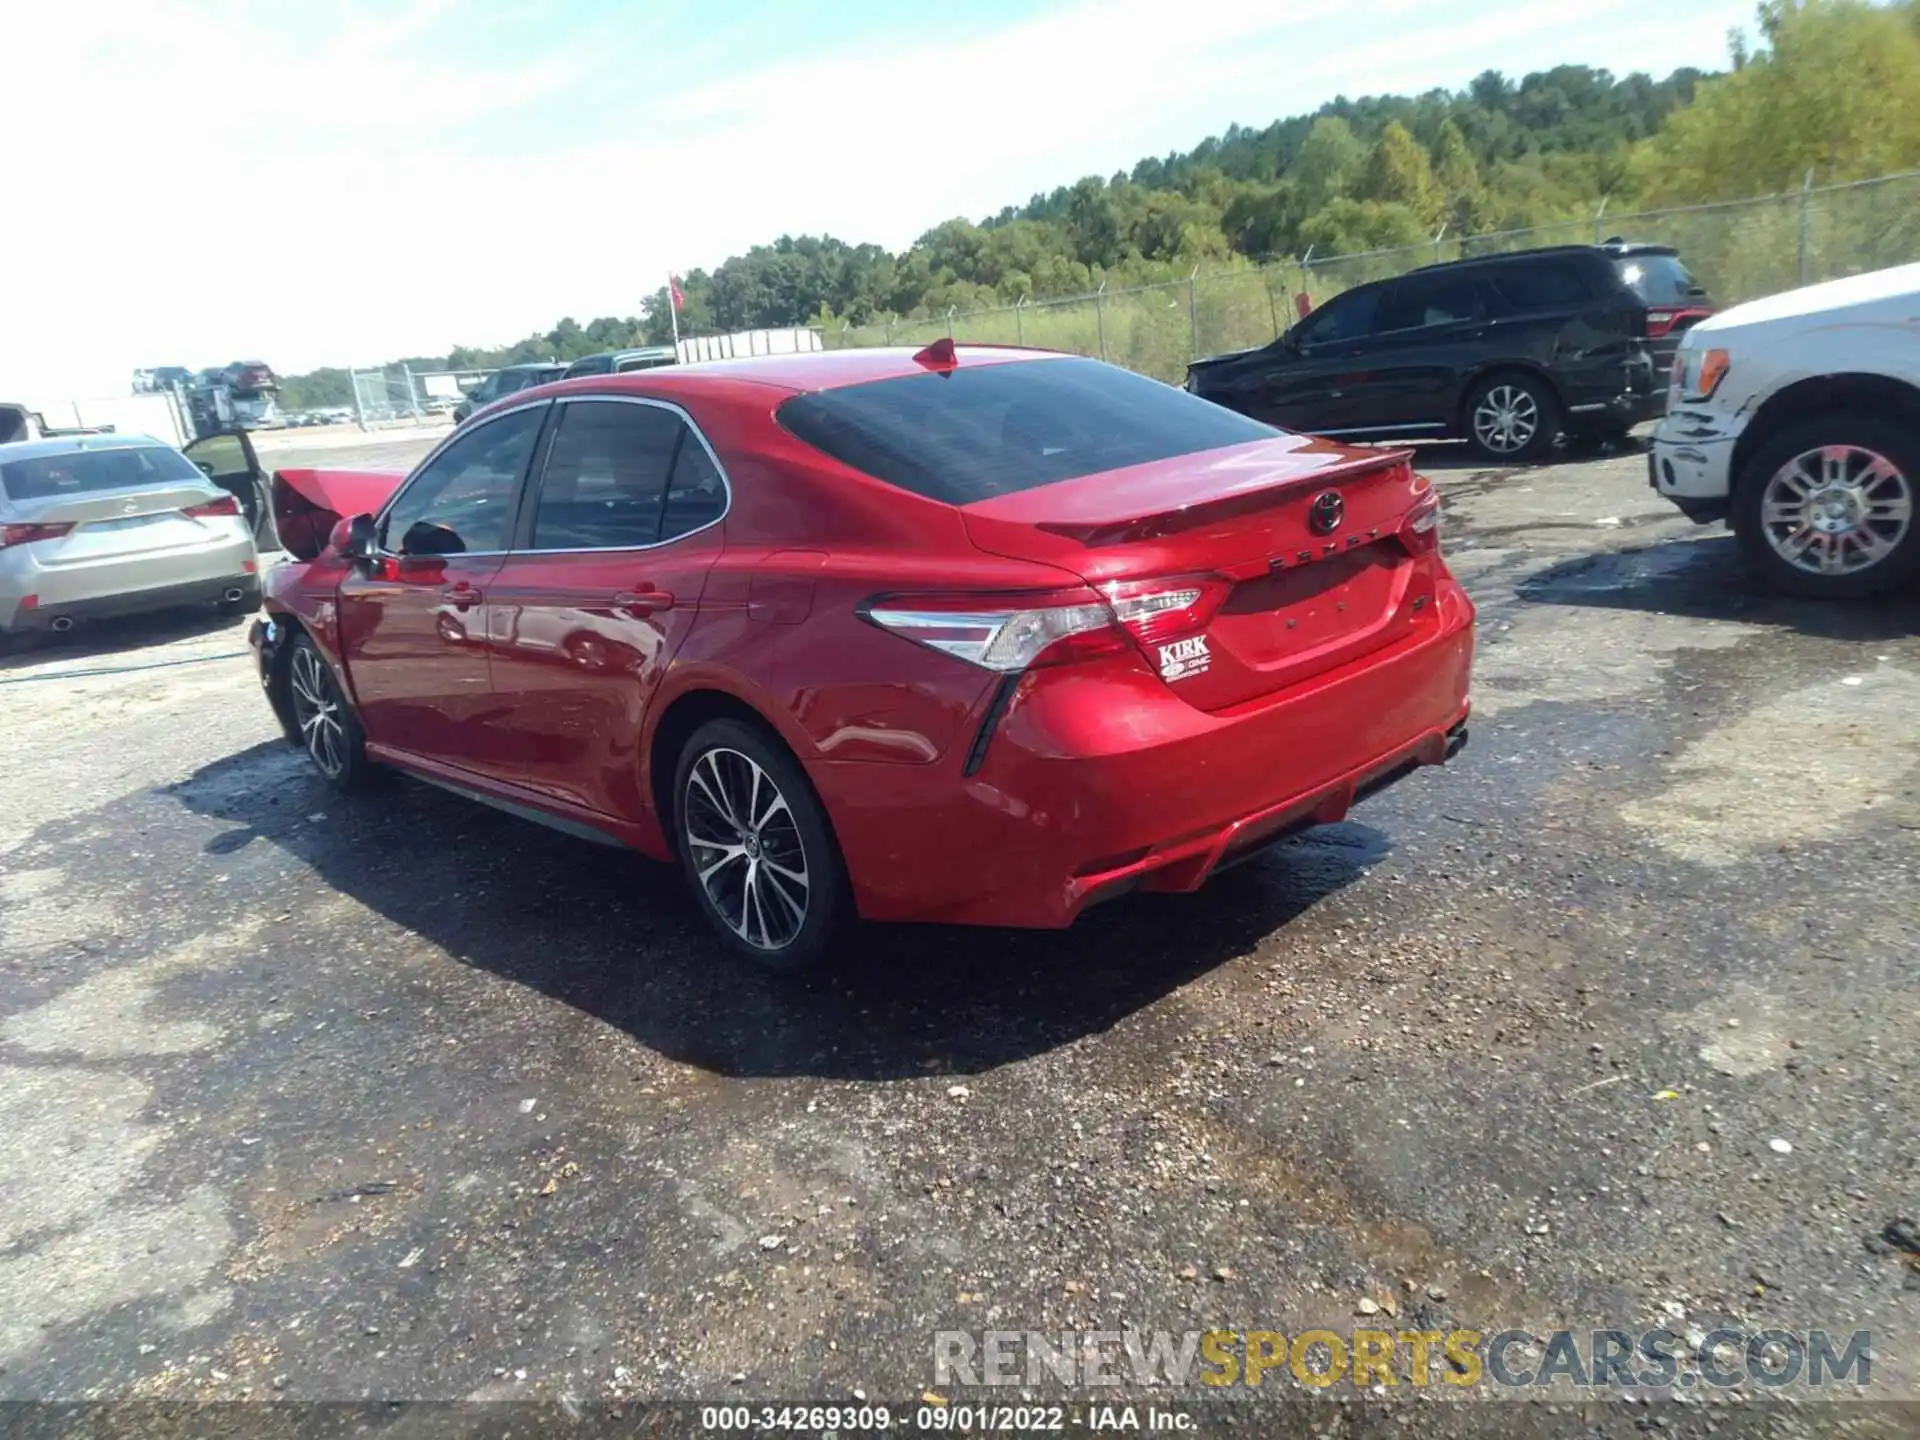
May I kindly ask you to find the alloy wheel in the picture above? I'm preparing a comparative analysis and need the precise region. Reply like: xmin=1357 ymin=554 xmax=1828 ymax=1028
xmin=1760 ymin=444 xmax=1914 ymax=577
xmin=1472 ymin=384 xmax=1540 ymax=455
xmin=682 ymin=746 xmax=811 ymax=952
xmin=289 ymin=645 xmax=348 ymax=779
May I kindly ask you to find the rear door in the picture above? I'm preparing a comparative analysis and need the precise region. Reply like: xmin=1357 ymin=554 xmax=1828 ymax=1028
xmin=483 ymin=396 xmax=727 ymax=820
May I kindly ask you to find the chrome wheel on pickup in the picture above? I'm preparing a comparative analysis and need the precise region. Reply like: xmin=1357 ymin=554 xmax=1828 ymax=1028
xmin=1737 ymin=415 xmax=1920 ymax=599
xmin=1759 ymin=444 xmax=1913 ymax=579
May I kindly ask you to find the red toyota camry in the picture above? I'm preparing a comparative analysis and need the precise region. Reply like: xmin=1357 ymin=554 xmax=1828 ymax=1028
xmin=251 ymin=344 xmax=1475 ymax=968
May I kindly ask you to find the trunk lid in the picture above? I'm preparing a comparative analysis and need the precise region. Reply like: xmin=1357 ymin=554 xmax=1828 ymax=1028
xmin=963 ymin=434 xmax=1438 ymax=711
xmin=271 ymin=467 xmax=405 ymax=560
xmin=12 ymin=482 xmax=239 ymax=566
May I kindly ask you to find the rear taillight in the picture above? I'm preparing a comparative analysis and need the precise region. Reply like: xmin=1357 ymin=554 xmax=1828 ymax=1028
xmin=1401 ymin=492 xmax=1442 ymax=555
xmin=0 ymin=522 xmax=74 ymax=549
xmin=863 ymin=590 xmax=1127 ymax=672
xmin=1645 ymin=309 xmax=1676 ymax=337
xmin=1098 ymin=574 xmax=1231 ymax=648
xmin=864 ymin=575 xmax=1231 ymax=674
xmin=184 ymin=494 xmax=241 ymax=518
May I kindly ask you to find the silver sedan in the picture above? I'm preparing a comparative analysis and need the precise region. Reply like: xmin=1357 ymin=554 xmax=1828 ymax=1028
xmin=0 ymin=433 xmax=260 ymax=638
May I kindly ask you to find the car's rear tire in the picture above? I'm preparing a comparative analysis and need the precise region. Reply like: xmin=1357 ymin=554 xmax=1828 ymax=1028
xmin=1732 ymin=414 xmax=1919 ymax=599
xmin=1465 ymin=371 xmax=1559 ymax=462
xmin=671 ymin=718 xmax=847 ymax=972
xmin=285 ymin=634 xmax=375 ymax=789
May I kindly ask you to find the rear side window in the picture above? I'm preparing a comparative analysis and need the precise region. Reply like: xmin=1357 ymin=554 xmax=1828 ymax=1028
xmin=1377 ymin=274 xmax=1488 ymax=332
xmin=1615 ymin=254 xmax=1701 ymax=305
xmin=1 ymin=445 xmax=202 ymax=501
xmin=1488 ymin=260 xmax=1596 ymax=312
xmin=529 ymin=401 xmax=681 ymax=549
xmin=526 ymin=400 xmax=725 ymax=550
xmin=778 ymin=357 xmax=1279 ymax=504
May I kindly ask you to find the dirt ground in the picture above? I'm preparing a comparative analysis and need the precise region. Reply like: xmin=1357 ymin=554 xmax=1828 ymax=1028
xmin=2 ymin=429 xmax=1916 ymax=1436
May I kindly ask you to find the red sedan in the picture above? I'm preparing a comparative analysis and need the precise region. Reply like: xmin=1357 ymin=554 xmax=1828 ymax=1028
xmin=251 ymin=344 xmax=1475 ymax=968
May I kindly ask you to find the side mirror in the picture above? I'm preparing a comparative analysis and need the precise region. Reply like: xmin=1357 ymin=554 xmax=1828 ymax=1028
xmin=329 ymin=513 xmax=379 ymax=563
xmin=195 ymin=460 xmax=216 ymax=479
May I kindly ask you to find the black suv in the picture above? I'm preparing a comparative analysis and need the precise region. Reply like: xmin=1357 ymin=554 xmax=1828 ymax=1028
xmin=1186 ymin=246 xmax=1666 ymax=461
xmin=452 ymin=363 xmax=567 ymax=425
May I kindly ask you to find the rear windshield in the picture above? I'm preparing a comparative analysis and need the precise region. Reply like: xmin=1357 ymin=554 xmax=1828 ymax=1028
xmin=0 ymin=445 xmax=203 ymax=502
xmin=1614 ymin=253 xmax=1701 ymax=305
xmin=777 ymin=356 xmax=1279 ymax=504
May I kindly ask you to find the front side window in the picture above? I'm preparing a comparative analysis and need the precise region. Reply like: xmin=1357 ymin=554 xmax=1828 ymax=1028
xmin=382 ymin=405 xmax=544 ymax=555
xmin=526 ymin=400 xmax=686 ymax=550
xmin=1294 ymin=288 xmax=1380 ymax=347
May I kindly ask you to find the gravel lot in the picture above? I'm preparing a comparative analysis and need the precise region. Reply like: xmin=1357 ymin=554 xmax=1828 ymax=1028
xmin=2 ymin=428 xmax=1917 ymax=1433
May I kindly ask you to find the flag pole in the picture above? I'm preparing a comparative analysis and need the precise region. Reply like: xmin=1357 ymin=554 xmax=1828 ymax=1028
xmin=666 ymin=272 xmax=681 ymax=352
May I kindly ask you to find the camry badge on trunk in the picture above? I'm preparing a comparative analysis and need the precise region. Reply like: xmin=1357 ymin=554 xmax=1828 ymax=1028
xmin=1307 ymin=490 xmax=1345 ymax=535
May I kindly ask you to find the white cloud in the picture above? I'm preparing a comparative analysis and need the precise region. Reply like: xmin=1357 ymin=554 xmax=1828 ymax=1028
xmin=3 ymin=0 xmax=1751 ymax=400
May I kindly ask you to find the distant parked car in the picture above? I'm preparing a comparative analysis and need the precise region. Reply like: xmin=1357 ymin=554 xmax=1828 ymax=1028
xmin=1603 ymin=239 xmax=1714 ymax=374
xmin=452 ymin=363 xmax=567 ymax=424
xmin=1 ymin=433 xmax=260 ymax=640
xmin=1185 ymin=245 xmax=1665 ymax=460
xmin=562 ymin=347 xmax=679 ymax=379
xmin=1650 ymin=261 xmax=1919 ymax=599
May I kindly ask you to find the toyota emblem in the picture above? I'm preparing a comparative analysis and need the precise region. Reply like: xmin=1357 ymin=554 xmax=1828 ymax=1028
xmin=1307 ymin=490 xmax=1345 ymax=535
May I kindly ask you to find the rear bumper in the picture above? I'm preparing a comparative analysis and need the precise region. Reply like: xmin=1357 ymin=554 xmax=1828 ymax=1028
xmin=1565 ymin=350 xmax=1665 ymax=428
xmin=0 ymin=526 xmax=258 ymax=631
xmin=1 ymin=571 xmax=260 ymax=631
xmin=820 ymin=581 xmax=1476 ymax=928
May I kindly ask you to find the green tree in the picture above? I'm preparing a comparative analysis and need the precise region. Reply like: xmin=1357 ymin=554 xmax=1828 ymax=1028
xmin=1633 ymin=0 xmax=1920 ymax=202
xmin=1432 ymin=117 xmax=1487 ymax=231
xmin=1291 ymin=117 xmax=1366 ymax=210
xmin=1355 ymin=121 xmax=1442 ymax=225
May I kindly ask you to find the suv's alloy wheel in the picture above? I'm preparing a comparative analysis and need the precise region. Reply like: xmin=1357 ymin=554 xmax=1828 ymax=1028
xmin=1466 ymin=374 xmax=1558 ymax=462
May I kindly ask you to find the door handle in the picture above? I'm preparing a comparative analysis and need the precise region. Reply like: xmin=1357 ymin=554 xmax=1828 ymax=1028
xmin=613 ymin=586 xmax=674 ymax=615
xmin=442 ymin=582 xmax=483 ymax=610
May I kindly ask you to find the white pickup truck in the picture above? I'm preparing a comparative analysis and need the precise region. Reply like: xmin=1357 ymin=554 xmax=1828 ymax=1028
xmin=1649 ymin=262 xmax=1920 ymax=599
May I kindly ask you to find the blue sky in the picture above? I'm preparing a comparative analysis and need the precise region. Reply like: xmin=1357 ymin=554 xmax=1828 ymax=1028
xmin=8 ymin=0 xmax=1756 ymax=397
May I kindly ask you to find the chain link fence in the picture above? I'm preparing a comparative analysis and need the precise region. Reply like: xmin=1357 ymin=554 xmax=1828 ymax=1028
xmin=825 ymin=169 xmax=1920 ymax=383
xmin=345 ymin=367 xmax=479 ymax=429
